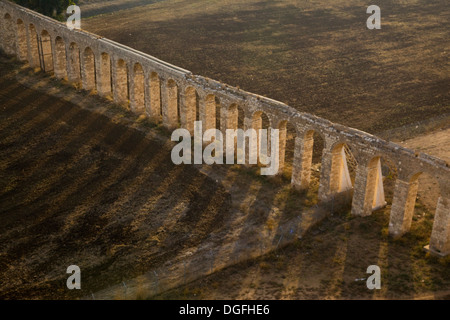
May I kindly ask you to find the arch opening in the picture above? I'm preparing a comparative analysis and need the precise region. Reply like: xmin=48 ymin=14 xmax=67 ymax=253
xmin=292 ymin=129 xmax=325 ymax=200
xmin=389 ymin=171 xmax=441 ymax=243
xmin=2 ymin=14 xmax=15 ymax=55
xmin=329 ymin=143 xmax=356 ymax=194
xmin=222 ymin=103 xmax=246 ymax=161
xmin=131 ymin=63 xmax=145 ymax=114
xmin=98 ymin=52 xmax=112 ymax=97
xmin=28 ymin=24 xmax=39 ymax=68
xmin=202 ymin=94 xmax=217 ymax=132
xmin=250 ymin=110 xmax=271 ymax=168
xmin=82 ymin=47 xmax=96 ymax=91
xmin=183 ymin=86 xmax=198 ymax=133
xmin=149 ymin=71 xmax=161 ymax=121
xmin=54 ymin=37 xmax=67 ymax=79
xmin=16 ymin=19 xmax=27 ymax=61
xmin=40 ymin=30 xmax=53 ymax=73
xmin=68 ymin=42 xmax=81 ymax=85
xmin=363 ymin=156 xmax=398 ymax=213
xmin=277 ymin=120 xmax=298 ymax=180
xmin=163 ymin=79 xmax=178 ymax=129
xmin=114 ymin=59 xmax=129 ymax=105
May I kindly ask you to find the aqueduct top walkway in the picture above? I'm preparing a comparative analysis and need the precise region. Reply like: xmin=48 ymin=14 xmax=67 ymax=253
xmin=0 ymin=0 xmax=448 ymax=256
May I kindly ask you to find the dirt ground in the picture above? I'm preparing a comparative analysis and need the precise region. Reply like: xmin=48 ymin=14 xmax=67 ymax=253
xmin=81 ymin=0 xmax=450 ymax=134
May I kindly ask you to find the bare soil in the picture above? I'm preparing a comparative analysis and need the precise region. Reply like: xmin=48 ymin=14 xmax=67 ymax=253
xmin=81 ymin=0 xmax=450 ymax=135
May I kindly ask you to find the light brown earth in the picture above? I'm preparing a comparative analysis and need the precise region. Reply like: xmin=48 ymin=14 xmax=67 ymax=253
xmin=400 ymin=128 xmax=450 ymax=164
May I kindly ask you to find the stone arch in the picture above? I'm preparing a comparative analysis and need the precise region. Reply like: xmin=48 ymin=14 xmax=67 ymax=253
xmin=182 ymin=86 xmax=198 ymax=134
xmin=163 ymin=78 xmax=179 ymax=129
xmin=54 ymin=36 xmax=67 ymax=79
xmin=201 ymin=94 xmax=218 ymax=132
xmin=389 ymin=170 xmax=441 ymax=239
xmin=98 ymin=52 xmax=112 ymax=97
xmin=250 ymin=110 xmax=272 ymax=166
xmin=357 ymin=155 xmax=398 ymax=216
xmin=28 ymin=23 xmax=39 ymax=68
xmin=277 ymin=120 xmax=298 ymax=177
xmin=215 ymin=97 xmax=222 ymax=131
xmin=2 ymin=13 xmax=15 ymax=55
xmin=40 ymin=30 xmax=53 ymax=72
xmin=131 ymin=62 xmax=145 ymax=114
xmin=81 ymin=47 xmax=96 ymax=91
xmin=149 ymin=71 xmax=161 ymax=121
xmin=16 ymin=19 xmax=27 ymax=61
xmin=292 ymin=128 xmax=325 ymax=192
xmin=114 ymin=58 xmax=129 ymax=105
xmin=329 ymin=142 xmax=356 ymax=195
xmin=68 ymin=42 xmax=81 ymax=85
xmin=251 ymin=110 xmax=272 ymax=128
xmin=224 ymin=103 xmax=239 ymax=131
xmin=221 ymin=103 xmax=246 ymax=159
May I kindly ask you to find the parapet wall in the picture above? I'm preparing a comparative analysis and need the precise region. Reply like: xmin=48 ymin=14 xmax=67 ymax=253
xmin=0 ymin=0 xmax=449 ymax=255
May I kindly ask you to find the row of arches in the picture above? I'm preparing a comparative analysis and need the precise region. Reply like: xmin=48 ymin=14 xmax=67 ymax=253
xmin=1 ymin=14 xmax=165 ymax=119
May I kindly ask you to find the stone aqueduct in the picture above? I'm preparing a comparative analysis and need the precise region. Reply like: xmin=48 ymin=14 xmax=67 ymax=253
xmin=0 ymin=0 xmax=449 ymax=256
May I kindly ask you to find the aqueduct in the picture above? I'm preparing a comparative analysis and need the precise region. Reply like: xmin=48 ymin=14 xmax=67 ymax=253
xmin=0 ymin=0 xmax=449 ymax=256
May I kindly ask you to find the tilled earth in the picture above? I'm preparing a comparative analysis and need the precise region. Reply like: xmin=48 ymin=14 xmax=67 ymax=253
xmin=82 ymin=0 xmax=450 ymax=135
